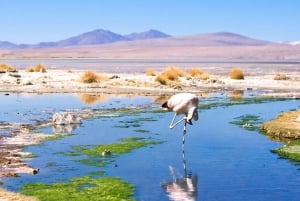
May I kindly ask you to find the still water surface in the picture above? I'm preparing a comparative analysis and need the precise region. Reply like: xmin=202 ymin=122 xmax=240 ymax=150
xmin=1 ymin=93 xmax=300 ymax=201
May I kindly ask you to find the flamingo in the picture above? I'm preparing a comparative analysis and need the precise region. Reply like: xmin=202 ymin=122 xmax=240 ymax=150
xmin=162 ymin=93 xmax=199 ymax=129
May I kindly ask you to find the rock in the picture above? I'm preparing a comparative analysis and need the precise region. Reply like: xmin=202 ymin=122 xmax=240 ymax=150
xmin=52 ymin=112 xmax=82 ymax=125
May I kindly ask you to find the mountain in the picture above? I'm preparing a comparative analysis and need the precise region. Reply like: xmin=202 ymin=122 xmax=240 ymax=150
xmin=124 ymin=29 xmax=171 ymax=40
xmin=55 ymin=29 xmax=126 ymax=47
xmin=0 ymin=41 xmax=18 ymax=49
xmin=146 ymin=32 xmax=272 ymax=46
xmin=0 ymin=29 xmax=171 ymax=49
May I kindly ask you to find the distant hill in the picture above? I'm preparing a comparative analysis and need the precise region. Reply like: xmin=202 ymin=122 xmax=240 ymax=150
xmin=124 ymin=29 xmax=171 ymax=40
xmin=0 ymin=41 xmax=18 ymax=49
xmin=0 ymin=29 xmax=171 ymax=49
xmin=1 ymin=29 xmax=300 ymax=59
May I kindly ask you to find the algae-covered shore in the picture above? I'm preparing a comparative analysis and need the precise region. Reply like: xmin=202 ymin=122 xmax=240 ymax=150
xmin=261 ymin=110 xmax=300 ymax=161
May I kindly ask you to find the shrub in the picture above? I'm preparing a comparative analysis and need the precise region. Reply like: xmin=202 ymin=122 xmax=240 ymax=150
xmin=145 ymin=68 xmax=156 ymax=76
xmin=274 ymin=73 xmax=288 ymax=80
xmin=26 ymin=63 xmax=47 ymax=73
xmin=188 ymin=67 xmax=210 ymax=80
xmin=155 ymin=74 xmax=168 ymax=85
xmin=230 ymin=68 xmax=244 ymax=79
xmin=80 ymin=71 xmax=107 ymax=83
xmin=0 ymin=63 xmax=18 ymax=72
xmin=188 ymin=68 xmax=204 ymax=77
xmin=155 ymin=66 xmax=186 ymax=85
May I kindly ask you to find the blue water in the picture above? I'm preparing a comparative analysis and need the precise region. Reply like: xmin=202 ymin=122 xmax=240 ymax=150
xmin=1 ymin=93 xmax=300 ymax=201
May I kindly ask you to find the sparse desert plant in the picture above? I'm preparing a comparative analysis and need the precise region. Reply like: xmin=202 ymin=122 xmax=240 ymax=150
xmin=145 ymin=68 xmax=156 ymax=76
xmin=188 ymin=68 xmax=204 ymax=77
xmin=155 ymin=74 xmax=168 ymax=85
xmin=80 ymin=71 xmax=107 ymax=83
xmin=274 ymin=73 xmax=288 ymax=80
xmin=26 ymin=63 xmax=47 ymax=73
xmin=155 ymin=66 xmax=185 ymax=85
xmin=188 ymin=67 xmax=210 ymax=80
xmin=0 ymin=63 xmax=18 ymax=72
xmin=230 ymin=68 xmax=244 ymax=79
xmin=35 ymin=63 xmax=47 ymax=72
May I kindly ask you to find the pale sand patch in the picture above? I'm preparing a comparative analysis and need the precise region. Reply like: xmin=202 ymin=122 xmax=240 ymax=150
xmin=0 ymin=188 xmax=38 ymax=201
xmin=0 ymin=69 xmax=299 ymax=97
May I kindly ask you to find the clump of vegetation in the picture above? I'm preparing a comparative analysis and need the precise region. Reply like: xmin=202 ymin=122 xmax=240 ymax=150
xmin=155 ymin=66 xmax=185 ymax=85
xmin=271 ymin=140 xmax=300 ymax=162
xmin=62 ymin=137 xmax=162 ymax=167
xmin=26 ymin=63 xmax=47 ymax=73
xmin=145 ymin=68 xmax=156 ymax=76
xmin=21 ymin=176 xmax=135 ymax=201
xmin=80 ymin=71 xmax=107 ymax=83
xmin=230 ymin=114 xmax=262 ymax=131
xmin=77 ymin=137 xmax=161 ymax=156
xmin=274 ymin=73 xmax=289 ymax=80
xmin=188 ymin=67 xmax=210 ymax=80
xmin=0 ymin=63 xmax=18 ymax=73
xmin=260 ymin=110 xmax=300 ymax=139
xmin=230 ymin=68 xmax=244 ymax=79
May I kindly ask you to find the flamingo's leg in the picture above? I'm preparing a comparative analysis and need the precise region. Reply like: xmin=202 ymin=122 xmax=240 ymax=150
xmin=169 ymin=113 xmax=186 ymax=129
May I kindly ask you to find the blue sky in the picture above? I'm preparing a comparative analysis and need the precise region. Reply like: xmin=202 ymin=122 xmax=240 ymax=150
xmin=1 ymin=0 xmax=299 ymax=43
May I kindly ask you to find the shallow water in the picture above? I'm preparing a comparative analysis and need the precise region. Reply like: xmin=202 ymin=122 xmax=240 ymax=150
xmin=1 ymin=93 xmax=300 ymax=201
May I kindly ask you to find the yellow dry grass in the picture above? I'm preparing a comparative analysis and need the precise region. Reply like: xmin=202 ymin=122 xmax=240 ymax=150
xmin=274 ymin=73 xmax=288 ymax=80
xmin=155 ymin=66 xmax=185 ymax=85
xmin=145 ymin=68 xmax=156 ymax=76
xmin=230 ymin=68 xmax=244 ymax=79
xmin=0 ymin=63 xmax=18 ymax=72
xmin=80 ymin=71 xmax=108 ymax=83
xmin=188 ymin=67 xmax=210 ymax=80
xmin=26 ymin=63 xmax=47 ymax=73
xmin=261 ymin=110 xmax=300 ymax=139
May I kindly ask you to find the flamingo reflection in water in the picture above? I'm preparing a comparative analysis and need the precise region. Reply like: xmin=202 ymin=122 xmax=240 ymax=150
xmin=161 ymin=159 xmax=198 ymax=201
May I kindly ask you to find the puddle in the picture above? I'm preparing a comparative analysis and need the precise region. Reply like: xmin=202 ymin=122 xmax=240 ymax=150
xmin=1 ymin=92 xmax=300 ymax=201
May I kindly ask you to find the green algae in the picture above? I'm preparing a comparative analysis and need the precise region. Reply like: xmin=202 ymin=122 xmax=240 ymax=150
xmin=21 ymin=176 xmax=135 ymax=201
xmin=134 ymin=129 xmax=150 ymax=133
xmin=66 ymin=137 xmax=162 ymax=167
xmin=230 ymin=114 xmax=262 ymax=131
xmin=198 ymin=97 xmax=288 ymax=110
xmin=271 ymin=140 xmax=300 ymax=162
xmin=77 ymin=137 xmax=161 ymax=156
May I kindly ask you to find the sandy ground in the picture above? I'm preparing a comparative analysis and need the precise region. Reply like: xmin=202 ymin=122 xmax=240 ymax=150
xmin=0 ymin=69 xmax=299 ymax=97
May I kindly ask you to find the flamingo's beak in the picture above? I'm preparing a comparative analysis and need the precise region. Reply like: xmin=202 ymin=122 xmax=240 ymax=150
xmin=162 ymin=101 xmax=169 ymax=109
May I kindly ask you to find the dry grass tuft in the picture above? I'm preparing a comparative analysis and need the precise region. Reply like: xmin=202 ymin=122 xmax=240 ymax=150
xmin=274 ymin=73 xmax=288 ymax=80
xmin=26 ymin=63 xmax=47 ymax=73
xmin=230 ymin=68 xmax=244 ymax=79
xmin=155 ymin=66 xmax=186 ymax=86
xmin=0 ymin=63 xmax=18 ymax=72
xmin=80 ymin=71 xmax=107 ymax=83
xmin=145 ymin=68 xmax=156 ymax=76
xmin=188 ymin=67 xmax=210 ymax=80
